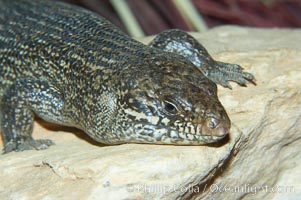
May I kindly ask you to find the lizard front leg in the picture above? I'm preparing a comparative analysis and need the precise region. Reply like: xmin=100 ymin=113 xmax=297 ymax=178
xmin=0 ymin=78 xmax=69 ymax=153
xmin=149 ymin=29 xmax=255 ymax=88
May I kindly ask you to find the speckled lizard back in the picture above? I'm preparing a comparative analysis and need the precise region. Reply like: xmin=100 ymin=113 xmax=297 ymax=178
xmin=0 ymin=0 xmax=255 ymax=153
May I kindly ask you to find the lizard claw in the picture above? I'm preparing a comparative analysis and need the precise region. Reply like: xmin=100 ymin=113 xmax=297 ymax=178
xmin=213 ymin=62 xmax=256 ymax=88
xmin=3 ymin=138 xmax=55 ymax=154
xmin=219 ymin=79 xmax=233 ymax=89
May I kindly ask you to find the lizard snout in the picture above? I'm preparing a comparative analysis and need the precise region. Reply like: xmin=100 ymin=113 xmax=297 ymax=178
xmin=203 ymin=114 xmax=230 ymax=138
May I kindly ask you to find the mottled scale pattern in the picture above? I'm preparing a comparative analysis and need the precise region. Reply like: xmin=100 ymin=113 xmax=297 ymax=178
xmin=0 ymin=0 xmax=255 ymax=153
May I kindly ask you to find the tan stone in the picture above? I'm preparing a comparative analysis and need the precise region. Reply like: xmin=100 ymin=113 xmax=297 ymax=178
xmin=1 ymin=26 xmax=300 ymax=199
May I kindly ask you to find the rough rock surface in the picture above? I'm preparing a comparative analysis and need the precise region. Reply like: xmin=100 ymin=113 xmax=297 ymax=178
xmin=0 ymin=26 xmax=300 ymax=200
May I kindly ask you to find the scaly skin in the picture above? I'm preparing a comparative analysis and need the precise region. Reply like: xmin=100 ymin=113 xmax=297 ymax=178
xmin=0 ymin=0 xmax=255 ymax=153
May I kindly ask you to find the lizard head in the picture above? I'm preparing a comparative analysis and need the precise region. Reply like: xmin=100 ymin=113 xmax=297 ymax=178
xmin=117 ymin=54 xmax=230 ymax=145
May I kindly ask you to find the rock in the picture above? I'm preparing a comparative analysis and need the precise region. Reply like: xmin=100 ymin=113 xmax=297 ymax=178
xmin=1 ymin=26 xmax=300 ymax=200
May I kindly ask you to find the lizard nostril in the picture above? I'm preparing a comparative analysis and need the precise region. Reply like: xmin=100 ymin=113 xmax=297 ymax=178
xmin=208 ymin=117 xmax=219 ymax=129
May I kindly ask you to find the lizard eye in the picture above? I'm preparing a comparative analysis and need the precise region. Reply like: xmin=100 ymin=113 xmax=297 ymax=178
xmin=163 ymin=100 xmax=178 ymax=115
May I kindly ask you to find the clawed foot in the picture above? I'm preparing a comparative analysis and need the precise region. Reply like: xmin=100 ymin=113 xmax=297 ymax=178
xmin=211 ymin=61 xmax=256 ymax=89
xmin=3 ymin=138 xmax=55 ymax=154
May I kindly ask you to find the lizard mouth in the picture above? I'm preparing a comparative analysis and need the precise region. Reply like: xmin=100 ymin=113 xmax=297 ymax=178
xmin=124 ymin=123 xmax=228 ymax=145
xmin=160 ymin=128 xmax=228 ymax=145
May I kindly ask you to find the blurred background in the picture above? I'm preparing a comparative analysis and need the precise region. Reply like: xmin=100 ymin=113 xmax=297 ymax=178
xmin=60 ymin=0 xmax=301 ymax=37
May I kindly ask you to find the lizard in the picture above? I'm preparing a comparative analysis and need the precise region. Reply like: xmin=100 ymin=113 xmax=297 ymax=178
xmin=0 ymin=0 xmax=255 ymax=153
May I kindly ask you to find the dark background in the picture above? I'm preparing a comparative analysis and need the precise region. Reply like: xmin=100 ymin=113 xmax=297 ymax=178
xmin=59 ymin=0 xmax=301 ymax=36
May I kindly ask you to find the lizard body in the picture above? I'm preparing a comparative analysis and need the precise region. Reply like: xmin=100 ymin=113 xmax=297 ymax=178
xmin=0 ymin=0 xmax=254 ymax=153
